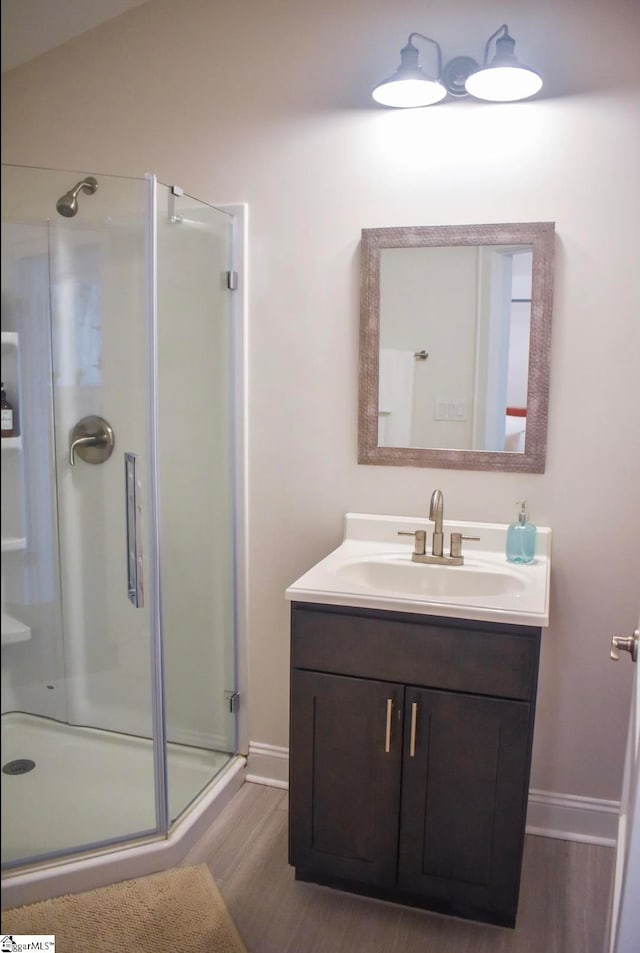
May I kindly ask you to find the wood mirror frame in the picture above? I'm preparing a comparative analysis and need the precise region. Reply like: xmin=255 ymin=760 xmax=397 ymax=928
xmin=358 ymin=221 xmax=555 ymax=473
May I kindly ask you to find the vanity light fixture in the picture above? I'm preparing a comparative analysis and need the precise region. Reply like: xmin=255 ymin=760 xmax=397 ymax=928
xmin=372 ymin=24 xmax=542 ymax=108
xmin=464 ymin=24 xmax=542 ymax=102
xmin=372 ymin=33 xmax=447 ymax=107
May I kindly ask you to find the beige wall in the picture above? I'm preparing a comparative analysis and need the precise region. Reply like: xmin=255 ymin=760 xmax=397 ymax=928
xmin=3 ymin=0 xmax=639 ymax=804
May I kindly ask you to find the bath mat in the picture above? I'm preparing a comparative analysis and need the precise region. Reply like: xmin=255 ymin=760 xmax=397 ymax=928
xmin=1 ymin=864 xmax=247 ymax=953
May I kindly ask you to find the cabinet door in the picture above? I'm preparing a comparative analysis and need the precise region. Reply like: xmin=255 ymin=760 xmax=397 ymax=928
xmin=398 ymin=687 xmax=532 ymax=924
xmin=289 ymin=670 xmax=403 ymax=887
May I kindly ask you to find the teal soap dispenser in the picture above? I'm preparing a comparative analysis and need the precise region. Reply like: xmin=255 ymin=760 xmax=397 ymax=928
xmin=506 ymin=500 xmax=536 ymax=564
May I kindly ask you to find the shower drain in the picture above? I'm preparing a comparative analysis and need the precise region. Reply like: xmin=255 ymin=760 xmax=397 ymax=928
xmin=2 ymin=759 xmax=36 ymax=775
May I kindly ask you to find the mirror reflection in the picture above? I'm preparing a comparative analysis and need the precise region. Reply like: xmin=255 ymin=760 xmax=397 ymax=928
xmin=359 ymin=222 xmax=555 ymax=473
xmin=379 ymin=244 xmax=532 ymax=453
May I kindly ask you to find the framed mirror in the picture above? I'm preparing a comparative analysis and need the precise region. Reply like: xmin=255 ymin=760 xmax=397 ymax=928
xmin=358 ymin=222 xmax=555 ymax=472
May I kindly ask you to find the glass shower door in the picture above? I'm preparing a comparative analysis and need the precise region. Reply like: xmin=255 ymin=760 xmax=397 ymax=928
xmin=155 ymin=184 xmax=238 ymax=822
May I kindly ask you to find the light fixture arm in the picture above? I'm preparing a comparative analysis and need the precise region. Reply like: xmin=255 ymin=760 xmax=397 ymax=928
xmin=404 ymin=32 xmax=443 ymax=80
xmin=482 ymin=23 xmax=515 ymax=66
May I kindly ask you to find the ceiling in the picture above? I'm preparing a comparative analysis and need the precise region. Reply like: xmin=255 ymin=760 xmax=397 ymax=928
xmin=1 ymin=0 xmax=149 ymax=72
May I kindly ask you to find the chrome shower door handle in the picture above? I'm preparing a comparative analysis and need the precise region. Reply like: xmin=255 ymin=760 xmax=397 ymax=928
xmin=69 ymin=415 xmax=114 ymax=466
xmin=125 ymin=453 xmax=144 ymax=608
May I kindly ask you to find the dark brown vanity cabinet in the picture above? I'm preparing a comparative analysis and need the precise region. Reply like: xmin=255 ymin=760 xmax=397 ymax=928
xmin=288 ymin=602 xmax=542 ymax=927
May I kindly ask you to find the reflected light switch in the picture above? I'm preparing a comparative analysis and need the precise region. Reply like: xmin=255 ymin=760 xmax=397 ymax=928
xmin=435 ymin=399 xmax=468 ymax=421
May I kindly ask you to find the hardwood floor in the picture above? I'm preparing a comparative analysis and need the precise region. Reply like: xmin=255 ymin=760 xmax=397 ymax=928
xmin=182 ymin=782 xmax=615 ymax=953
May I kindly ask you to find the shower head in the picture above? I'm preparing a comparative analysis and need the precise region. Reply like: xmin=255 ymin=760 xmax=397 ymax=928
xmin=56 ymin=176 xmax=98 ymax=218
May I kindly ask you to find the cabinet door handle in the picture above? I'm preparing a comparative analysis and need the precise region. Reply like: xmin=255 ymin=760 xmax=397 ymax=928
xmin=384 ymin=698 xmax=393 ymax=753
xmin=410 ymin=701 xmax=418 ymax=757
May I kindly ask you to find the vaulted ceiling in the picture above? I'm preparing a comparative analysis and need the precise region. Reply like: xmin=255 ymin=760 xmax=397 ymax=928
xmin=1 ymin=0 xmax=149 ymax=72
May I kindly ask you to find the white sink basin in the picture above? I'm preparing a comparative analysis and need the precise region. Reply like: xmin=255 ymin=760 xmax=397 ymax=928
xmin=336 ymin=555 xmax=526 ymax=599
xmin=286 ymin=513 xmax=552 ymax=626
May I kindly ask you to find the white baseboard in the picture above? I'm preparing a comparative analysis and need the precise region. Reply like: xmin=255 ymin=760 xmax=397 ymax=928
xmin=246 ymin=744 xmax=620 ymax=846
xmin=246 ymin=742 xmax=289 ymax=789
xmin=526 ymin=788 xmax=619 ymax=846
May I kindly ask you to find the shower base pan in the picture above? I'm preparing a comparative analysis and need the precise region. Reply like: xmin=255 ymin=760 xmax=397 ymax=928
xmin=1 ymin=711 xmax=246 ymax=907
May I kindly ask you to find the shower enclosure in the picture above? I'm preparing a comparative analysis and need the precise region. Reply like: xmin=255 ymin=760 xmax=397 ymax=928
xmin=1 ymin=164 xmax=242 ymax=871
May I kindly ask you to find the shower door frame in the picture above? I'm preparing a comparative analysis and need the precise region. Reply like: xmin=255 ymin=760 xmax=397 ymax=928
xmin=218 ymin=200 xmax=249 ymax=770
xmin=146 ymin=172 xmax=168 ymax=834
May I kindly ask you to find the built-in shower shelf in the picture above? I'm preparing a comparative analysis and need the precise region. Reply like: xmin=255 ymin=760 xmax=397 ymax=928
xmin=2 ymin=331 xmax=30 ymax=643
xmin=1 ymin=612 xmax=31 ymax=645
xmin=1 ymin=333 xmax=21 ymax=449
xmin=1 ymin=536 xmax=27 ymax=553
xmin=1 ymin=436 xmax=22 ymax=451
xmin=1 ymin=331 xmax=19 ymax=351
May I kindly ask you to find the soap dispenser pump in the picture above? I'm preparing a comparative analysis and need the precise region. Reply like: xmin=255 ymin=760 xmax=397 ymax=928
xmin=506 ymin=500 xmax=536 ymax=564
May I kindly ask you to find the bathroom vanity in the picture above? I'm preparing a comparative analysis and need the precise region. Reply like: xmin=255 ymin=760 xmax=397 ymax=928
xmin=286 ymin=512 xmax=551 ymax=927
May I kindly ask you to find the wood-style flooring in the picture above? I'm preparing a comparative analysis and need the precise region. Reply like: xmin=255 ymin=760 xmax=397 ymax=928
xmin=182 ymin=782 xmax=614 ymax=953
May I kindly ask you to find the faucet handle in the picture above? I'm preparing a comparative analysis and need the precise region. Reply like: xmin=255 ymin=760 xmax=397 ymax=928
xmin=398 ymin=530 xmax=427 ymax=557
xmin=449 ymin=533 xmax=480 ymax=559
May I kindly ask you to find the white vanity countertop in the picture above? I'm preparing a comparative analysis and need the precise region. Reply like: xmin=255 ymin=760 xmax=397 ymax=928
xmin=286 ymin=513 xmax=552 ymax=627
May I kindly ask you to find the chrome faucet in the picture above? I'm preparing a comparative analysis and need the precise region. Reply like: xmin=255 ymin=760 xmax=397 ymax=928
xmin=397 ymin=487 xmax=480 ymax=565
xmin=429 ymin=489 xmax=444 ymax=557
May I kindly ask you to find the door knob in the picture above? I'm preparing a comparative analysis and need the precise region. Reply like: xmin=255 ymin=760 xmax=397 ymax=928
xmin=610 ymin=629 xmax=639 ymax=662
xmin=69 ymin=415 xmax=114 ymax=466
